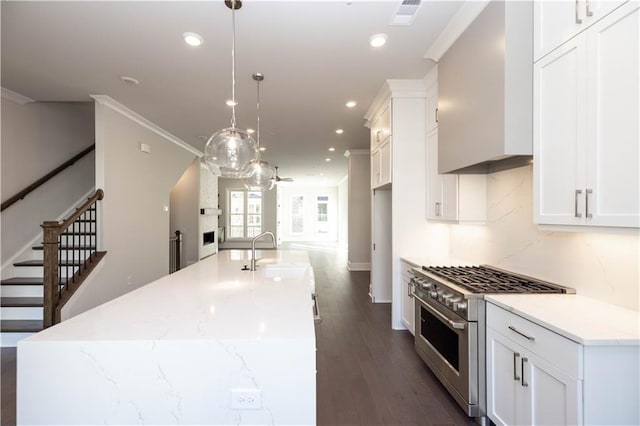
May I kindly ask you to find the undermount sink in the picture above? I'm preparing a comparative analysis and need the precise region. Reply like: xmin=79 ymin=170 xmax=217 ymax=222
xmin=261 ymin=263 xmax=310 ymax=278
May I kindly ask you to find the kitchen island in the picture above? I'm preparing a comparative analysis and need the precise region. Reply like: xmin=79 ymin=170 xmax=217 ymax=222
xmin=17 ymin=250 xmax=317 ymax=425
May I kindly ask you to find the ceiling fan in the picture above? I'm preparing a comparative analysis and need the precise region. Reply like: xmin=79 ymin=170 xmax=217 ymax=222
xmin=273 ymin=166 xmax=294 ymax=183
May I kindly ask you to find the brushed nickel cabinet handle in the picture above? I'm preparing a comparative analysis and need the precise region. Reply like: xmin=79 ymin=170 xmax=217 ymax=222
xmin=576 ymin=0 xmax=583 ymax=23
xmin=521 ymin=357 xmax=529 ymax=387
xmin=586 ymin=0 xmax=593 ymax=16
xmin=513 ymin=352 xmax=521 ymax=381
xmin=508 ymin=325 xmax=535 ymax=341
xmin=435 ymin=107 xmax=439 ymax=123
xmin=575 ymin=189 xmax=583 ymax=218
xmin=586 ymin=188 xmax=593 ymax=218
xmin=408 ymin=281 xmax=414 ymax=298
xmin=435 ymin=202 xmax=441 ymax=217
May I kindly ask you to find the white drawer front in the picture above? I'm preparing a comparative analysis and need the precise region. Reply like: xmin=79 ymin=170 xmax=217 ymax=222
xmin=487 ymin=302 xmax=582 ymax=379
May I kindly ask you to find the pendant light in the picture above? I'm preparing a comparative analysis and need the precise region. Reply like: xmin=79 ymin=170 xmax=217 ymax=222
xmin=242 ymin=72 xmax=276 ymax=191
xmin=204 ymin=0 xmax=258 ymax=178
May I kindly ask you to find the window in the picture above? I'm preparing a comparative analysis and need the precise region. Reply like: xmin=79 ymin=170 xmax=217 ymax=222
xmin=291 ymin=195 xmax=304 ymax=233
xmin=316 ymin=195 xmax=329 ymax=234
xmin=229 ymin=190 xmax=262 ymax=239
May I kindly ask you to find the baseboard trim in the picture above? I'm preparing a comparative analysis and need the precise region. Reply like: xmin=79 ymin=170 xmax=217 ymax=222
xmin=347 ymin=261 xmax=371 ymax=271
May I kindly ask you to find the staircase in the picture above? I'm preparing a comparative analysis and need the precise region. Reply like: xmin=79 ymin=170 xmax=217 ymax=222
xmin=1 ymin=192 xmax=105 ymax=347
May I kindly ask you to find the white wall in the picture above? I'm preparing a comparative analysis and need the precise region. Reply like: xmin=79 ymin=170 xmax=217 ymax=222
xmin=346 ymin=151 xmax=371 ymax=269
xmin=61 ymin=98 xmax=197 ymax=318
xmin=447 ymin=165 xmax=640 ymax=311
xmin=278 ymin=185 xmax=338 ymax=242
xmin=1 ymin=97 xmax=95 ymax=266
xmin=217 ymin=178 xmax=277 ymax=249
xmin=170 ymin=158 xmax=201 ymax=267
xmin=337 ymin=175 xmax=348 ymax=250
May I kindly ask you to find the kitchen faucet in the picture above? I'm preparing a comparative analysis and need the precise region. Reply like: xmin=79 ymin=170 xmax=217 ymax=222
xmin=250 ymin=231 xmax=276 ymax=271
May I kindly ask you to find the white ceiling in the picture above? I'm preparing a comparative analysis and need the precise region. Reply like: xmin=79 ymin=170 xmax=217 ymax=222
xmin=1 ymin=0 xmax=463 ymax=186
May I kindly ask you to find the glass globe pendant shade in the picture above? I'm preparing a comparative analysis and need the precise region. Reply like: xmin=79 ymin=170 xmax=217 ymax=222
xmin=204 ymin=127 xmax=259 ymax=178
xmin=241 ymin=160 xmax=276 ymax=191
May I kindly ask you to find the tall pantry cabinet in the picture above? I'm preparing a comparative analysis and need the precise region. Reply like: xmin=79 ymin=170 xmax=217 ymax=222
xmin=533 ymin=1 xmax=639 ymax=228
xmin=365 ymin=80 xmax=427 ymax=330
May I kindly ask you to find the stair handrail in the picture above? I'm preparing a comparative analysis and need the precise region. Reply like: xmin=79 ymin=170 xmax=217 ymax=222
xmin=42 ymin=188 xmax=105 ymax=327
xmin=1 ymin=144 xmax=95 ymax=212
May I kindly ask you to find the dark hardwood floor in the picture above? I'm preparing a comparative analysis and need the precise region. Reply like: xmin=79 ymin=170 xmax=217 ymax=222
xmin=298 ymin=242 xmax=476 ymax=426
xmin=1 ymin=347 xmax=16 ymax=426
xmin=0 ymin=243 xmax=475 ymax=426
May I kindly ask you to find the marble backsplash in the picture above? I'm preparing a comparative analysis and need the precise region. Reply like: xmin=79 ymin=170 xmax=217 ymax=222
xmin=446 ymin=165 xmax=639 ymax=311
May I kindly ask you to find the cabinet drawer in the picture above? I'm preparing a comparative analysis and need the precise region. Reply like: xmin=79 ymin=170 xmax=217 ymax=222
xmin=400 ymin=260 xmax=415 ymax=279
xmin=487 ymin=302 xmax=582 ymax=379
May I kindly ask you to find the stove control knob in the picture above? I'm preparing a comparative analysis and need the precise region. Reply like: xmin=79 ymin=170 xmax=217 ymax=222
xmin=448 ymin=297 xmax=461 ymax=308
xmin=441 ymin=293 xmax=453 ymax=304
xmin=429 ymin=290 xmax=438 ymax=299
xmin=421 ymin=281 xmax=433 ymax=290
xmin=453 ymin=301 xmax=467 ymax=312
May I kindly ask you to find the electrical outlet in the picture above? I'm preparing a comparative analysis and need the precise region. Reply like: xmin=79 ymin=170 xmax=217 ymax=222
xmin=231 ymin=388 xmax=261 ymax=409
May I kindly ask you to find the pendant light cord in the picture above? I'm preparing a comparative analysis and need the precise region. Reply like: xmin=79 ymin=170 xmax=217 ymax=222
xmin=230 ymin=0 xmax=237 ymax=129
xmin=256 ymin=78 xmax=260 ymax=148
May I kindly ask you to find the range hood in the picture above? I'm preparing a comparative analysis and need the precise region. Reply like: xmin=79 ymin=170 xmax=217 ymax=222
xmin=437 ymin=0 xmax=533 ymax=174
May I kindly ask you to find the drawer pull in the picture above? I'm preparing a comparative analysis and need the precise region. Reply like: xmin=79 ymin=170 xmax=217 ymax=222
xmin=575 ymin=189 xmax=583 ymax=218
xmin=521 ymin=357 xmax=529 ymax=387
xmin=508 ymin=325 xmax=535 ymax=341
xmin=513 ymin=352 xmax=521 ymax=381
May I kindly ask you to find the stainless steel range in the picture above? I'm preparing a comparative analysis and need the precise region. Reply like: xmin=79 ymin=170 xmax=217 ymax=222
xmin=410 ymin=265 xmax=574 ymax=424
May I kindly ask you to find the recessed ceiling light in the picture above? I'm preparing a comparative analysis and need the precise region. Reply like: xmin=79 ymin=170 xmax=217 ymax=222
xmin=335 ymin=129 xmax=344 ymax=134
xmin=259 ymin=147 xmax=266 ymax=152
xmin=226 ymin=99 xmax=237 ymax=107
xmin=369 ymin=33 xmax=388 ymax=48
xmin=325 ymin=158 xmax=332 ymax=162
xmin=346 ymin=101 xmax=357 ymax=108
xmin=247 ymin=128 xmax=255 ymax=134
xmin=119 ymin=76 xmax=139 ymax=85
xmin=328 ymin=147 xmax=336 ymax=152
xmin=183 ymin=32 xmax=203 ymax=47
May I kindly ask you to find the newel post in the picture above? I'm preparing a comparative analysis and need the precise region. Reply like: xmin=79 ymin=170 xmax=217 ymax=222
xmin=41 ymin=221 xmax=60 ymax=327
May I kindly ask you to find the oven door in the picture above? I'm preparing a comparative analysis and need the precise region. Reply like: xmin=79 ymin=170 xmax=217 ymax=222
xmin=414 ymin=293 xmax=478 ymax=412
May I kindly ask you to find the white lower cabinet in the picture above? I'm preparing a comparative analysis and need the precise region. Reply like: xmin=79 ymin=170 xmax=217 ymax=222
xmin=400 ymin=260 xmax=415 ymax=335
xmin=487 ymin=301 xmax=639 ymax=426
xmin=487 ymin=327 xmax=580 ymax=425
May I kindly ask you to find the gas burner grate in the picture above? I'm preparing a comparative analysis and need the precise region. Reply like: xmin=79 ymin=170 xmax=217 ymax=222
xmin=421 ymin=265 xmax=567 ymax=294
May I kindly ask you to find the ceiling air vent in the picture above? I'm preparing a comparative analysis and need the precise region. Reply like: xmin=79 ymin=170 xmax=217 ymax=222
xmin=390 ymin=0 xmax=422 ymax=26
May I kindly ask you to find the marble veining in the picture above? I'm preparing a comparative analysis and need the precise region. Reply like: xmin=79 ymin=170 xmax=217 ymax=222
xmin=17 ymin=250 xmax=316 ymax=425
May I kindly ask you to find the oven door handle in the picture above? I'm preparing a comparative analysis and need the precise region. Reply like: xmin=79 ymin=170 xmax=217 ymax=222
xmin=414 ymin=293 xmax=466 ymax=330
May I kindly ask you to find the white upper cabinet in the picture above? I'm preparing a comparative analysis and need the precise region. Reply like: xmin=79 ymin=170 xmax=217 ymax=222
xmin=369 ymin=102 xmax=392 ymax=189
xmin=534 ymin=1 xmax=639 ymax=228
xmin=534 ymin=0 xmax=628 ymax=61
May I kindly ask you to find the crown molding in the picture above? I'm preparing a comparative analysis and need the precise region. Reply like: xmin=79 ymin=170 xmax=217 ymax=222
xmin=424 ymin=0 xmax=491 ymax=62
xmin=91 ymin=95 xmax=203 ymax=157
xmin=1 ymin=87 xmax=35 ymax=105
xmin=364 ymin=79 xmax=426 ymax=127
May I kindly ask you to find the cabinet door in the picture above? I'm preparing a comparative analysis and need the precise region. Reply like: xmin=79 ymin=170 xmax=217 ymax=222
xmin=585 ymin=2 xmax=639 ymax=227
xmin=400 ymin=269 xmax=415 ymax=335
xmin=426 ymin=128 xmax=443 ymax=220
xmin=371 ymin=149 xmax=381 ymax=189
xmin=534 ymin=0 xmax=585 ymax=61
xmin=522 ymin=350 xmax=582 ymax=425
xmin=534 ymin=35 xmax=587 ymax=225
xmin=440 ymin=174 xmax=459 ymax=221
xmin=487 ymin=328 xmax=522 ymax=426
xmin=426 ymin=83 xmax=438 ymax=132
xmin=380 ymin=141 xmax=392 ymax=186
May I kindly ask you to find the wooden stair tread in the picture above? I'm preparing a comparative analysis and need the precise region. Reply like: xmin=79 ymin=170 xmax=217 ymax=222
xmin=0 ymin=297 xmax=43 ymax=307
xmin=0 ymin=319 xmax=43 ymax=332
xmin=0 ymin=277 xmax=43 ymax=286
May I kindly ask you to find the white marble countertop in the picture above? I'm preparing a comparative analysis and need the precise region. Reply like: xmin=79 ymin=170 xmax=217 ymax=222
xmin=24 ymin=250 xmax=316 ymax=342
xmin=486 ymin=294 xmax=640 ymax=346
